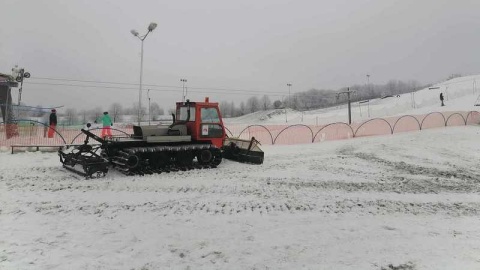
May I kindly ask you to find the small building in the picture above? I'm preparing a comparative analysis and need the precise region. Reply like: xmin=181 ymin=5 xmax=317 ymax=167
xmin=0 ymin=73 xmax=19 ymax=138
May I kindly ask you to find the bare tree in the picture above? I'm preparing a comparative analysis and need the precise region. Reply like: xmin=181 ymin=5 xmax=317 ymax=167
xmin=273 ymin=100 xmax=282 ymax=109
xmin=229 ymin=101 xmax=236 ymax=117
xmin=239 ymin=101 xmax=246 ymax=116
xmin=109 ymin=103 xmax=123 ymax=123
xmin=80 ymin=109 xmax=87 ymax=124
xmin=291 ymin=95 xmax=300 ymax=110
xmin=91 ymin=107 xmax=103 ymax=123
xmin=219 ymin=101 xmax=232 ymax=117
xmin=246 ymin=96 xmax=260 ymax=113
xmin=260 ymin=95 xmax=271 ymax=110
xmin=447 ymin=73 xmax=462 ymax=80
xmin=132 ymin=103 xmax=147 ymax=123
xmin=149 ymin=102 xmax=163 ymax=121
xmin=65 ymin=108 xmax=77 ymax=126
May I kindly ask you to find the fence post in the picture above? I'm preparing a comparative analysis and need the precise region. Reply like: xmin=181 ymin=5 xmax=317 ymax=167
xmin=29 ymin=122 xmax=33 ymax=145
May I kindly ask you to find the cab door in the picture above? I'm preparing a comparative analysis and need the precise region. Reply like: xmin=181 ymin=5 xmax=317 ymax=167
xmin=197 ymin=106 xmax=225 ymax=148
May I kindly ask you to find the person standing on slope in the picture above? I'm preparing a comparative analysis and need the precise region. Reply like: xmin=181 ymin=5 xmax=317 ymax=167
xmin=48 ymin=109 xmax=57 ymax=138
xmin=97 ymin=111 xmax=113 ymax=138
xmin=440 ymin=92 xmax=445 ymax=106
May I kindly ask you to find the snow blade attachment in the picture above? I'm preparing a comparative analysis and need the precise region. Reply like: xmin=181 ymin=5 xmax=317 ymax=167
xmin=58 ymin=130 xmax=108 ymax=178
xmin=222 ymin=137 xmax=264 ymax=164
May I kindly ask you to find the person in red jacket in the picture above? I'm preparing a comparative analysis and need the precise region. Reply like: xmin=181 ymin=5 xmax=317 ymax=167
xmin=48 ymin=109 xmax=57 ymax=138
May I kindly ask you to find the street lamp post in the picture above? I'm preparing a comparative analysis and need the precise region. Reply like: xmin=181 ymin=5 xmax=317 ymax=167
xmin=10 ymin=65 xmax=30 ymax=118
xmin=181 ymin=78 xmax=187 ymax=102
xmin=147 ymin=89 xmax=151 ymax=125
xmin=286 ymin=83 xmax=292 ymax=123
xmin=131 ymin=22 xmax=157 ymax=126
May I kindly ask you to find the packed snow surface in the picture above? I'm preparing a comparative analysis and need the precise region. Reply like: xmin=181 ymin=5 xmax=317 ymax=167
xmin=2 ymin=126 xmax=480 ymax=269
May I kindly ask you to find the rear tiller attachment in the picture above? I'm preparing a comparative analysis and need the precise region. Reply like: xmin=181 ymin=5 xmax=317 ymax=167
xmin=222 ymin=137 xmax=264 ymax=164
xmin=58 ymin=132 xmax=108 ymax=178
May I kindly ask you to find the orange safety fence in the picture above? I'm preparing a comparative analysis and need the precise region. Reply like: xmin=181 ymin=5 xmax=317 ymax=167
xmin=1 ymin=111 xmax=479 ymax=148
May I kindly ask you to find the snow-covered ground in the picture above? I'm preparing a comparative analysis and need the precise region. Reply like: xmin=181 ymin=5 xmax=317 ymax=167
xmin=2 ymin=126 xmax=480 ymax=270
xmin=2 ymin=74 xmax=480 ymax=269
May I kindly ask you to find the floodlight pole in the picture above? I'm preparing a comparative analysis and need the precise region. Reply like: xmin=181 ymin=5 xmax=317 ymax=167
xmin=131 ymin=22 xmax=157 ymax=126
xmin=11 ymin=66 xmax=30 ymax=117
xmin=139 ymin=39 xmax=144 ymax=125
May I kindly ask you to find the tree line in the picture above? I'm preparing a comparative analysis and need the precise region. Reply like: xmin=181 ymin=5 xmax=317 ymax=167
xmin=219 ymin=79 xmax=427 ymax=117
xmin=17 ymin=77 xmax=447 ymax=124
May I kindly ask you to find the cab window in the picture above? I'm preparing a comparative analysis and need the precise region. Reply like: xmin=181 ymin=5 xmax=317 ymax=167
xmin=177 ymin=107 xmax=196 ymax=121
xmin=201 ymin=108 xmax=220 ymax=123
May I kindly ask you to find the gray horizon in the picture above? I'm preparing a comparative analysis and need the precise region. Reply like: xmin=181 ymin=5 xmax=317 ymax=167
xmin=1 ymin=0 xmax=479 ymax=111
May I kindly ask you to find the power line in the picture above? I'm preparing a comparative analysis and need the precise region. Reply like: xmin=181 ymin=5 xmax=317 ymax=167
xmin=31 ymin=76 xmax=141 ymax=86
xmin=25 ymin=81 xmax=341 ymax=99
xmin=26 ymin=76 xmax=356 ymax=100
xmin=24 ymin=81 xmax=289 ymax=97
xmin=29 ymin=76 xmax=289 ymax=95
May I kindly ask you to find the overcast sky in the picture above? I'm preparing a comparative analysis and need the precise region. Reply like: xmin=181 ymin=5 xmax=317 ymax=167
xmin=1 ymin=0 xmax=480 ymax=111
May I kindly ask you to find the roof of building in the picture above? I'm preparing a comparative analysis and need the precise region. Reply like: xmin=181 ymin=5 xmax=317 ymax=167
xmin=0 ymin=73 xmax=19 ymax=87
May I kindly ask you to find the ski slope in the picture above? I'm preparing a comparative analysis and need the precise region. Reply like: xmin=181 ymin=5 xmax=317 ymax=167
xmin=225 ymin=75 xmax=480 ymax=125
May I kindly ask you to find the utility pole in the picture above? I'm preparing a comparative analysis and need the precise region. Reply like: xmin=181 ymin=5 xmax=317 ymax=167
xmin=337 ymin=87 xmax=356 ymax=124
xmin=181 ymin=78 xmax=187 ymax=102
xmin=147 ymin=89 xmax=151 ymax=125
xmin=286 ymin=83 xmax=292 ymax=123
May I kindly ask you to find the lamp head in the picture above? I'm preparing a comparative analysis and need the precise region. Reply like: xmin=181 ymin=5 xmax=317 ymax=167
xmin=148 ymin=22 xmax=157 ymax=32
xmin=130 ymin=29 xmax=139 ymax=37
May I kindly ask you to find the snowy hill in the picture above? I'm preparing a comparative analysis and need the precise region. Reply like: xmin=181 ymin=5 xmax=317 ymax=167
xmin=225 ymin=74 xmax=480 ymax=125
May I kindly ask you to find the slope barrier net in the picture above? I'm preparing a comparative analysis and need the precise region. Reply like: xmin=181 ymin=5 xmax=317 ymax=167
xmin=1 ymin=111 xmax=479 ymax=149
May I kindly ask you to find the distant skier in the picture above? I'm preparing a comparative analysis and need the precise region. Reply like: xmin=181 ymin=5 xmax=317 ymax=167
xmin=97 ymin=111 xmax=113 ymax=138
xmin=48 ymin=109 xmax=57 ymax=138
xmin=440 ymin=93 xmax=445 ymax=106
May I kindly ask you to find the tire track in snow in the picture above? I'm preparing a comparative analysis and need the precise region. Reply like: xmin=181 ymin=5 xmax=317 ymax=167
xmin=5 ymin=197 xmax=479 ymax=218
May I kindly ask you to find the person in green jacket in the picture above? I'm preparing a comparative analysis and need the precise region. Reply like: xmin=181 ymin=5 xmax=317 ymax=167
xmin=97 ymin=111 xmax=113 ymax=138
